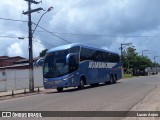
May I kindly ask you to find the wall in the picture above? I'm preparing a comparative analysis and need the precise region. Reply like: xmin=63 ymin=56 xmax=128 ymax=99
xmin=0 ymin=67 xmax=43 ymax=92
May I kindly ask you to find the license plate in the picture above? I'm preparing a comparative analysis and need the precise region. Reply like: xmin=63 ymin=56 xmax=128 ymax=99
xmin=47 ymin=81 xmax=55 ymax=85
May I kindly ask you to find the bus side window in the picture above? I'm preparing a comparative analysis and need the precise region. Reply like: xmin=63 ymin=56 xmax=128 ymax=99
xmin=108 ymin=53 xmax=120 ymax=62
xmin=80 ymin=48 xmax=91 ymax=61
xmin=95 ymin=51 xmax=102 ymax=61
xmin=102 ymin=52 xmax=109 ymax=62
xmin=112 ymin=54 xmax=119 ymax=62
xmin=70 ymin=46 xmax=80 ymax=53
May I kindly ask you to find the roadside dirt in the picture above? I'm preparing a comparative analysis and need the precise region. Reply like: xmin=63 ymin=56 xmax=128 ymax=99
xmin=122 ymin=85 xmax=160 ymax=120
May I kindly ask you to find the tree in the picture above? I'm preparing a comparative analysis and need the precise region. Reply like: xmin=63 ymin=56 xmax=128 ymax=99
xmin=123 ymin=47 xmax=137 ymax=70
xmin=39 ymin=49 xmax=48 ymax=57
xmin=135 ymin=56 xmax=152 ymax=70
xmin=123 ymin=46 xmax=153 ymax=75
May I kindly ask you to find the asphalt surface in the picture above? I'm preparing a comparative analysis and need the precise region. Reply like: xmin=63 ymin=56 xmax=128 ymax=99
xmin=0 ymin=74 xmax=160 ymax=120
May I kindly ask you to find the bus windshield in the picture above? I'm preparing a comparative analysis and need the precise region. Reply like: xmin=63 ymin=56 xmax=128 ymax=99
xmin=43 ymin=50 xmax=69 ymax=78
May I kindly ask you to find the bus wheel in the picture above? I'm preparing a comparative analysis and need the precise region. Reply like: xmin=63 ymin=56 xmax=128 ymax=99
xmin=109 ymin=76 xmax=114 ymax=84
xmin=57 ymin=87 xmax=63 ymax=92
xmin=78 ymin=78 xmax=85 ymax=89
xmin=114 ymin=75 xmax=117 ymax=84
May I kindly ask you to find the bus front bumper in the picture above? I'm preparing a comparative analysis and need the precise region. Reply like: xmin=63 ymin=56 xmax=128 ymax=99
xmin=43 ymin=79 xmax=70 ymax=89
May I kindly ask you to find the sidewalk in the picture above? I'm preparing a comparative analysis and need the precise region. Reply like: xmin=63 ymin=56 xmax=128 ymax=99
xmin=122 ymin=85 xmax=160 ymax=120
xmin=0 ymin=87 xmax=46 ymax=101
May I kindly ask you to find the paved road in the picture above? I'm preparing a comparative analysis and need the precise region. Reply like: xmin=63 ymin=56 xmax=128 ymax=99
xmin=0 ymin=74 xmax=160 ymax=120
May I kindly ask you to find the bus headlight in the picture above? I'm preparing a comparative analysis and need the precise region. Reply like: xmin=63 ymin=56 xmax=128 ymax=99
xmin=43 ymin=78 xmax=47 ymax=82
xmin=63 ymin=75 xmax=74 ymax=81
xmin=63 ymin=78 xmax=68 ymax=81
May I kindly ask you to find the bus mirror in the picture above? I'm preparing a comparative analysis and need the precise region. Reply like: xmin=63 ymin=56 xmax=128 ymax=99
xmin=66 ymin=53 xmax=79 ymax=64
xmin=35 ymin=58 xmax=44 ymax=66
xmin=66 ymin=53 xmax=79 ymax=71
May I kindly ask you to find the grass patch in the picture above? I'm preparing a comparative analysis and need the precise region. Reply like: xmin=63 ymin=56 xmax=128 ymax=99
xmin=123 ymin=74 xmax=134 ymax=79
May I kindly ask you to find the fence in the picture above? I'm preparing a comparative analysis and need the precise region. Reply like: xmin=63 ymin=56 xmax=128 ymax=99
xmin=0 ymin=67 xmax=43 ymax=92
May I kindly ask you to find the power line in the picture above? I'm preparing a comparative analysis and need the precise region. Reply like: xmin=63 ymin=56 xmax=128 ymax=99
xmin=2 ymin=17 xmax=160 ymax=38
xmin=33 ymin=39 xmax=56 ymax=47
xmin=0 ymin=17 xmax=71 ymax=43
xmin=0 ymin=17 xmax=27 ymax=23
xmin=0 ymin=17 xmax=69 ymax=56
xmin=33 ymin=23 xmax=71 ymax=43
xmin=0 ymin=35 xmax=28 ymax=39
xmin=0 ymin=34 xmax=55 ymax=49
xmin=33 ymin=30 xmax=160 ymax=38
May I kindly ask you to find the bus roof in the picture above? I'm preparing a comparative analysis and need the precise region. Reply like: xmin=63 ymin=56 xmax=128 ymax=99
xmin=47 ymin=43 xmax=80 ymax=53
xmin=47 ymin=43 xmax=118 ymax=55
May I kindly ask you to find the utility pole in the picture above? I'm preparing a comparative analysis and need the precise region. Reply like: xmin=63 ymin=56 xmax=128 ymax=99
xmin=120 ymin=43 xmax=132 ymax=78
xmin=120 ymin=43 xmax=132 ymax=67
xmin=23 ymin=0 xmax=43 ymax=92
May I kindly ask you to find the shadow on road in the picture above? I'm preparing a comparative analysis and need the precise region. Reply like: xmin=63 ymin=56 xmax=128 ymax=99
xmin=45 ymin=81 xmax=122 ymax=94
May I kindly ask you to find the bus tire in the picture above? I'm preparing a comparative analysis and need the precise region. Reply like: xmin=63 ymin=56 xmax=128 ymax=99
xmin=57 ymin=87 xmax=63 ymax=92
xmin=78 ymin=78 xmax=85 ymax=89
xmin=109 ymin=75 xmax=114 ymax=84
xmin=114 ymin=75 xmax=117 ymax=84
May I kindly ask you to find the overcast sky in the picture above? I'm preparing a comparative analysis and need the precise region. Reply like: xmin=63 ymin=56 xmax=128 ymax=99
xmin=0 ymin=0 xmax=160 ymax=63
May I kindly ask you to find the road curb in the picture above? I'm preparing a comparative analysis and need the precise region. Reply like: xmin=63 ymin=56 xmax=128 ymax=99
xmin=0 ymin=87 xmax=44 ymax=101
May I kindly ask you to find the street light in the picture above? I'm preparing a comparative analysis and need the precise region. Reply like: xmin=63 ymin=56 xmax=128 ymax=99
xmin=142 ymin=50 xmax=149 ymax=56
xmin=32 ymin=7 xmax=53 ymax=35
xmin=28 ymin=7 xmax=53 ymax=92
xmin=23 ymin=0 xmax=53 ymax=92
xmin=29 ymin=7 xmax=53 ymax=92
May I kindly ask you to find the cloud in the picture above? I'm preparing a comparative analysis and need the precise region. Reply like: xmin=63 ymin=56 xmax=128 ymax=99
xmin=0 ymin=0 xmax=160 ymax=62
xmin=7 ymin=42 xmax=24 ymax=57
xmin=6 ymin=38 xmax=45 ymax=58
xmin=49 ymin=0 xmax=160 ymax=35
xmin=0 ymin=0 xmax=45 ymax=58
xmin=47 ymin=0 xmax=160 ymax=61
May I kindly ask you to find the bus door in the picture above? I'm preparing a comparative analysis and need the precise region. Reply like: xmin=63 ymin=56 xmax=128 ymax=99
xmin=67 ymin=53 xmax=80 ymax=86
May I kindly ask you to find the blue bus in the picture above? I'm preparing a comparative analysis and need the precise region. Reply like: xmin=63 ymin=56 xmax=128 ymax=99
xmin=41 ymin=43 xmax=122 ymax=92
